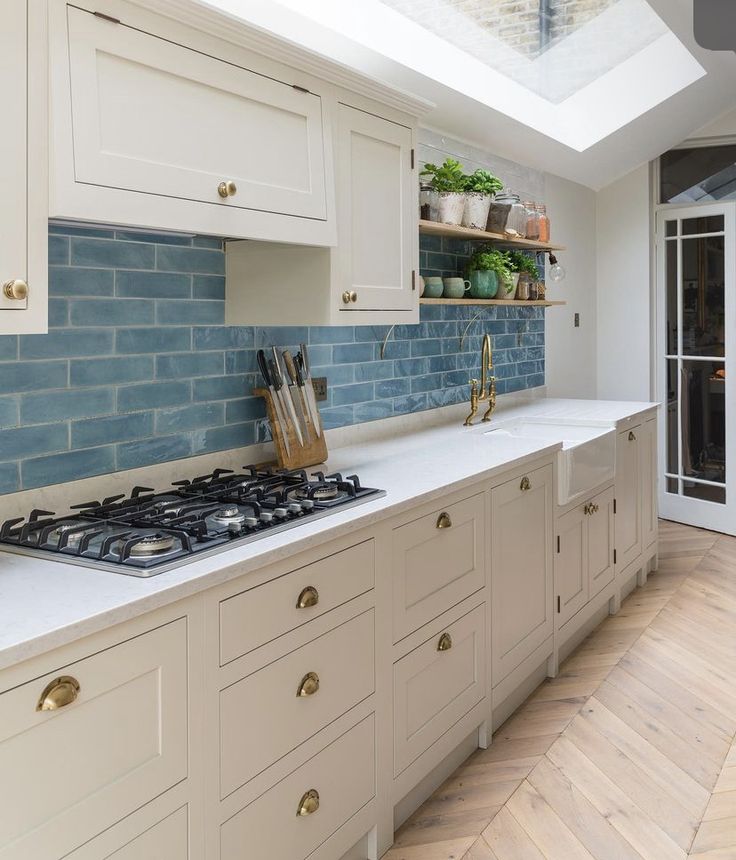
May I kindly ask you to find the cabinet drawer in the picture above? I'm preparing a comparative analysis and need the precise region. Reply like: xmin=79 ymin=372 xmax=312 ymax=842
xmin=65 ymin=805 xmax=188 ymax=859
xmin=220 ymin=539 xmax=374 ymax=665
xmin=393 ymin=493 xmax=484 ymax=641
xmin=220 ymin=609 xmax=374 ymax=798
xmin=220 ymin=714 xmax=375 ymax=860
xmin=0 ymin=619 xmax=187 ymax=859
xmin=393 ymin=604 xmax=486 ymax=777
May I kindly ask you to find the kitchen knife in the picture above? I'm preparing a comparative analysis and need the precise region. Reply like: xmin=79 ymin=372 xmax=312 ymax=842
xmin=271 ymin=348 xmax=304 ymax=447
xmin=299 ymin=343 xmax=323 ymax=435
xmin=257 ymin=349 xmax=291 ymax=458
xmin=283 ymin=349 xmax=313 ymax=441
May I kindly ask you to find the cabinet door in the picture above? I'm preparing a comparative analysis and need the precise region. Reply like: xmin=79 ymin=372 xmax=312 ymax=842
xmin=64 ymin=6 xmax=327 ymax=220
xmin=555 ymin=506 xmax=588 ymax=627
xmin=588 ymin=486 xmax=615 ymax=598
xmin=335 ymin=103 xmax=415 ymax=312
xmin=491 ymin=465 xmax=554 ymax=685
xmin=0 ymin=0 xmax=47 ymax=333
xmin=615 ymin=426 xmax=642 ymax=570
xmin=641 ymin=416 xmax=658 ymax=549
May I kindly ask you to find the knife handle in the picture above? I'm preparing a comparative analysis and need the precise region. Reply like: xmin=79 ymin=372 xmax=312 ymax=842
xmin=283 ymin=350 xmax=300 ymax=386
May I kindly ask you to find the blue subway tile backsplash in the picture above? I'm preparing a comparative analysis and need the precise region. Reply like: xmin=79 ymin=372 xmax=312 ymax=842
xmin=0 ymin=226 xmax=546 ymax=491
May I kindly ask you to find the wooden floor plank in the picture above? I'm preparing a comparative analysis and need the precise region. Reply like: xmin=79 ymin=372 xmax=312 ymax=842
xmin=482 ymin=807 xmax=546 ymax=860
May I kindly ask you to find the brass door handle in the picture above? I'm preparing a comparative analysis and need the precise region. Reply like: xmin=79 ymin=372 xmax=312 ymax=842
xmin=296 ymin=671 xmax=320 ymax=697
xmin=520 ymin=476 xmax=531 ymax=491
xmin=436 ymin=512 xmax=452 ymax=529
xmin=628 ymin=431 xmax=636 ymax=441
xmin=437 ymin=632 xmax=452 ymax=651
xmin=297 ymin=789 xmax=320 ymax=817
xmin=3 ymin=279 xmax=28 ymax=300
xmin=296 ymin=586 xmax=319 ymax=609
xmin=217 ymin=180 xmax=237 ymax=198
xmin=36 ymin=676 xmax=80 ymax=711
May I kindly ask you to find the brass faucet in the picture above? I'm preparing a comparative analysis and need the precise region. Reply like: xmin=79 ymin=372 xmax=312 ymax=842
xmin=463 ymin=333 xmax=497 ymax=426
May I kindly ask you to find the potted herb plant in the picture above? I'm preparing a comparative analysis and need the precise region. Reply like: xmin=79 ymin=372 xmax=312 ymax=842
xmin=421 ymin=158 xmax=466 ymax=225
xmin=461 ymin=169 xmax=503 ymax=229
xmin=467 ymin=248 xmax=512 ymax=299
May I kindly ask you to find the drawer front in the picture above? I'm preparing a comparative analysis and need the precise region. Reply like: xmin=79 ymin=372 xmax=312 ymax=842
xmin=220 ymin=714 xmax=375 ymax=860
xmin=393 ymin=493 xmax=484 ymax=641
xmin=220 ymin=540 xmax=374 ymax=665
xmin=66 ymin=806 xmax=188 ymax=859
xmin=0 ymin=619 xmax=187 ymax=859
xmin=393 ymin=604 xmax=486 ymax=777
xmin=220 ymin=609 xmax=374 ymax=798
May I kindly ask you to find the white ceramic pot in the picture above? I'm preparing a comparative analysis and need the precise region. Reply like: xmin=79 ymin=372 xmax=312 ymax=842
xmin=437 ymin=192 xmax=465 ymax=226
xmin=462 ymin=192 xmax=492 ymax=230
xmin=499 ymin=271 xmax=520 ymax=300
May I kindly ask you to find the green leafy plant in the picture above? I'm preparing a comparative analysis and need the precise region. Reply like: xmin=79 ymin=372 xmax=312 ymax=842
xmin=468 ymin=248 xmax=513 ymax=292
xmin=462 ymin=169 xmax=503 ymax=196
xmin=421 ymin=158 xmax=466 ymax=193
xmin=506 ymin=250 xmax=540 ymax=277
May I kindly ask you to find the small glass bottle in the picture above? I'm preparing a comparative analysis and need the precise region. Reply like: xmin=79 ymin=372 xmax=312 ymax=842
xmin=524 ymin=201 xmax=539 ymax=241
xmin=419 ymin=179 xmax=433 ymax=221
xmin=537 ymin=204 xmax=550 ymax=243
xmin=497 ymin=191 xmax=527 ymax=238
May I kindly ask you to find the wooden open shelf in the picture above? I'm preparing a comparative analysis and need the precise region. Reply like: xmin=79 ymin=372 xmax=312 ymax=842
xmin=419 ymin=219 xmax=566 ymax=251
xmin=420 ymin=298 xmax=566 ymax=307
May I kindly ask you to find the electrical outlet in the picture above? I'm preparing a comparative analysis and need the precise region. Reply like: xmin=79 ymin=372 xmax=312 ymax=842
xmin=312 ymin=376 xmax=328 ymax=401
xmin=574 ymin=313 xmax=580 ymax=328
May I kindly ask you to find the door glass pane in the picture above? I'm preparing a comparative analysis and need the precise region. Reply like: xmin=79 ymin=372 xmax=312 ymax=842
xmin=660 ymin=145 xmax=736 ymax=203
xmin=666 ymin=359 xmax=679 ymax=475
xmin=682 ymin=215 xmax=724 ymax=235
xmin=665 ymin=220 xmax=677 ymax=237
xmin=666 ymin=477 xmax=679 ymax=494
xmin=682 ymin=236 xmax=724 ymax=356
xmin=683 ymin=482 xmax=726 ymax=504
xmin=681 ymin=359 xmax=726 ymax=494
xmin=665 ymin=239 xmax=678 ymax=354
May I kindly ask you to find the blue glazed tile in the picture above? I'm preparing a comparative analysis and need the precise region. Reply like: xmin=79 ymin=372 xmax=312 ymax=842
xmin=0 ymin=462 xmax=19 ymax=493
xmin=376 ymin=340 xmax=410 ymax=361
xmin=156 ymin=402 xmax=224 ymax=434
xmin=313 ymin=364 xmax=353 ymax=387
xmin=116 ymin=327 xmax=191 ymax=354
xmin=428 ymin=355 xmax=457 ymax=373
xmin=192 ymin=275 xmax=225 ymax=300
xmin=0 ymin=396 xmax=18 ymax=427
xmin=21 ymin=388 xmax=113 ymax=424
xmin=418 ymin=234 xmax=442 ymax=252
xmin=394 ymin=358 xmax=428 ymax=377
xmin=310 ymin=327 xmax=354 ymax=345
xmin=353 ymin=401 xmax=394 ymax=422
xmin=0 ymin=423 xmax=68 ymax=461
xmin=116 ymin=270 xmax=191 ymax=299
xmin=48 ymin=299 xmax=69 ymax=327
xmin=305 ymin=345 xmax=331 ymax=366
xmin=117 ymin=380 xmax=190 ymax=413
xmin=255 ymin=417 xmax=272 ymax=443
xmin=254 ymin=327 xmax=310 ymax=348
xmin=443 ymin=370 xmax=473 ymax=387
xmin=114 ymin=229 xmax=192 ymax=246
xmin=331 ymin=382 xmax=374 ymax=406
xmin=193 ymin=375 xmax=249 ymax=402
xmin=71 ymin=356 xmax=152 ymax=387
xmin=71 ymin=237 xmax=155 ymax=269
xmin=418 ymin=303 xmax=443 ymax=320
xmin=156 ymin=245 xmax=225 ymax=275
xmin=319 ymin=405 xmax=354 ymax=430
xmin=411 ymin=338 xmax=444 ymax=357
xmin=70 ymin=298 xmax=155 ymax=327
xmin=0 ymin=337 xmax=18 ymax=361
xmin=72 ymin=412 xmax=154 ymax=448
xmin=0 ymin=361 xmax=68 ymax=394
xmin=353 ymin=361 xmax=394 ymax=382
xmin=332 ymin=343 xmax=374 ymax=364
xmin=157 ymin=300 xmax=224 ymax=325
xmin=192 ymin=422 xmax=254 ymax=454
xmin=49 ymin=235 xmax=69 ymax=265
xmin=410 ymin=372 xmax=444 ymax=394
xmin=225 ymin=350 xmax=258 ymax=375
xmin=393 ymin=392 xmax=428 ymax=414
xmin=49 ymin=223 xmax=115 ymax=239
xmin=375 ymin=378 xmax=410 ymax=398
xmin=49 ymin=266 xmax=115 ymax=297
xmin=225 ymin=397 xmax=266 ymax=424
xmin=20 ymin=329 xmax=113 ymax=359
xmin=192 ymin=236 xmax=224 ymax=250
xmin=353 ymin=326 xmax=388 ymax=343
xmin=117 ymin=434 xmax=192 ymax=470
xmin=21 ymin=446 xmax=117 ymax=489
xmin=156 ymin=352 xmax=224 ymax=379
xmin=193 ymin=326 xmax=254 ymax=350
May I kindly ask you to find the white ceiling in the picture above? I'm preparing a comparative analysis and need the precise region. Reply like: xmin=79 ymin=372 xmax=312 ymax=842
xmin=206 ymin=0 xmax=736 ymax=189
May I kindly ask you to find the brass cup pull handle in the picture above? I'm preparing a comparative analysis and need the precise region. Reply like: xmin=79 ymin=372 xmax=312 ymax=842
xmin=296 ymin=671 xmax=320 ymax=697
xmin=437 ymin=632 xmax=453 ymax=651
xmin=520 ymin=476 xmax=531 ymax=492
xmin=296 ymin=586 xmax=319 ymax=609
xmin=297 ymin=789 xmax=320 ymax=817
xmin=436 ymin=512 xmax=452 ymax=529
xmin=217 ymin=180 xmax=237 ymax=198
xmin=628 ymin=431 xmax=636 ymax=441
xmin=36 ymin=675 xmax=80 ymax=712
xmin=3 ymin=279 xmax=28 ymax=301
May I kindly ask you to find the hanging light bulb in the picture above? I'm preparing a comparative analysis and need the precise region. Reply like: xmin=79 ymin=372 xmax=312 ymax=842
xmin=548 ymin=253 xmax=566 ymax=283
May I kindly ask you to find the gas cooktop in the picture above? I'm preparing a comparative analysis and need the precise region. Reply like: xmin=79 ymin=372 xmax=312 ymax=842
xmin=0 ymin=467 xmax=385 ymax=576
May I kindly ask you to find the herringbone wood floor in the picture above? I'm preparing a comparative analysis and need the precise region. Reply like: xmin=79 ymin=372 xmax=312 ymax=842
xmin=385 ymin=521 xmax=736 ymax=859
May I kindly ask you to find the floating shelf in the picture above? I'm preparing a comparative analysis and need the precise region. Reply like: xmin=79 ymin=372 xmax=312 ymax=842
xmin=420 ymin=298 xmax=566 ymax=307
xmin=419 ymin=219 xmax=566 ymax=251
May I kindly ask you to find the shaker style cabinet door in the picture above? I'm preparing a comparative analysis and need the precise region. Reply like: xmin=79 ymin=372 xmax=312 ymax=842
xmin=555 ymin=505 xmax=588 ymax=627
xmin=641 ymin=416 xmax=658 ymax=549
xmin=0 ymin=0 xmax=47 ymax=333
xmin=615 ymin=425 xmax=642 ymax=571
xmin=335 ymin=103 xmax=416 ymax=312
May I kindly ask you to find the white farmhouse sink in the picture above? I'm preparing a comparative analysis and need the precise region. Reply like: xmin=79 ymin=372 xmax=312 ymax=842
xmin=486 ymin=419 xmax=616 ymax=506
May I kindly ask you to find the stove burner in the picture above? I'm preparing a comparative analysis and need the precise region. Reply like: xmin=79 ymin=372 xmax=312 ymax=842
xmin=129 ymin=533 xmax=176 ymax=557
xmin=48 ymin=522 xmax=86 ymax=548
xmin=292 ymin=485 xmax=341 ymax=501
xmin=211 ymin=505 xmax=246 ymax=524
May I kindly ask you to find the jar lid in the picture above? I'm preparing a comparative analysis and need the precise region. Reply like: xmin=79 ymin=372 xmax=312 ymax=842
xmin=495 ymin=189 xmax=520 ymax=203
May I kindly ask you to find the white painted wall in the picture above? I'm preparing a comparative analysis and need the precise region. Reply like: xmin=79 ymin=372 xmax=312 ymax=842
xmin=543 ymin=174 xmax=597 ymax=398
xmin=691 ymin=106 xmax=736 ymax=140
xmin=595 ymin=164 xmax=652 ymax=401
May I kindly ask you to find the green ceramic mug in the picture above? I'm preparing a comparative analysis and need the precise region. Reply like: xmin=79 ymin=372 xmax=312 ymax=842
xmin=468 ymin=270 xmax=498 ymax=299
xmin=423 ymin=276 xmax=444 ymax=298
xmin=443 ymin=277 xmax=471 ymax=299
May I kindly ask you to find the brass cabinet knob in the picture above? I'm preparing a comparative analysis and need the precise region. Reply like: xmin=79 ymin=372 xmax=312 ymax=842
xmin=437 ymin=632 xmax=453 ymax=651
xmin=628 ymin=431 xmax=636 ymax=441
xmin=296 ymin=585 xmax=319 ymax=609
xmin=296 ymin=671 xmax=320 ymax=697
xmin=36 ymin=675 xmax=80 ymax=711
xmin=350 ymin=291 xmax=358 ymax=303
xmin=217 ymin=180 xmax=237 ymax=198
xmin=520 ymin=476 xmax=531 ymax=492
xmin=436 ymin=512 xmax=452 ymax=529
xmin=3 ymin=279 xmax=28 ymax=300
xmin=341 ymin=291 xmax=358 ymax=304
xmin=297 ymin=789 xmax=320 ymax=817
xmin=584 ymin=502 xmax=593 ymax=516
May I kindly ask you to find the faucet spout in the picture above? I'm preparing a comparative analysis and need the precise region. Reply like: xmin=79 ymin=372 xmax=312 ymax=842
xmin=464 ymin=333 xmax=497 ymax=426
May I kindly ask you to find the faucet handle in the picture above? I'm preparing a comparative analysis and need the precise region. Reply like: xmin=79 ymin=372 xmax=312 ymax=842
xmin=469 ymin=378 xmax=479 ymax=390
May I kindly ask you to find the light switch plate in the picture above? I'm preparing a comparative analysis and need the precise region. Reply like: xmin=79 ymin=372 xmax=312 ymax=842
xmin=312 ymin=377 xmax=328 ymax=401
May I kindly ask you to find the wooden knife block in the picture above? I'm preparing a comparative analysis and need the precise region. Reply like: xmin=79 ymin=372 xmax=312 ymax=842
xmin=253 ymin=387 xmax=328 ymax=471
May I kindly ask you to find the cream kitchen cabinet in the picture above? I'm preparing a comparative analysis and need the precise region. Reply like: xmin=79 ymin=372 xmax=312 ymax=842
xmin=641 ymin=416 xmax=658 ymax=550
xmin=0 ymin=0 xmax=47 ymax=334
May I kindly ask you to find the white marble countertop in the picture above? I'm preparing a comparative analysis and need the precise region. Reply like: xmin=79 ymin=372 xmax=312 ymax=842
xmin=0 ymin=396 xmax=657 ymax=671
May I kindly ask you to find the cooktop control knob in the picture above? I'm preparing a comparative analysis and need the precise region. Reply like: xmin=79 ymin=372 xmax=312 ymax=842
xmin=244 ymin=516 xmax=259 ymax=528
xmin=228 ymin=522 xmax=242 ymax=536
xmin=288 ymin=503 xmax=302 ymax=515
xmin=300 ymin=499 xmax=315 ymax=511
xmin=273 ymin=507 xmax=288 ymax=519
xmin=260 ymin=511 xmax=274 ymax=524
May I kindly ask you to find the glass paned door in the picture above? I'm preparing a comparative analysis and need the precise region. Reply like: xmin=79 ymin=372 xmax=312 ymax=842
xmin=656 ymin=204 xmax=735 ymax=533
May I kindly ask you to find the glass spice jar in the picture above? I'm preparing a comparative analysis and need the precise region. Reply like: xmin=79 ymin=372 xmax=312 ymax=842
xmin=537 ymin=204 xmax=550 ymax=243
xmin=419 ymin=179 xmax=433 ymax=221
xmin=524 ymin=201 xmax=539 ymax=241
xmin=494 ymin=190 xmax=527 ymax=237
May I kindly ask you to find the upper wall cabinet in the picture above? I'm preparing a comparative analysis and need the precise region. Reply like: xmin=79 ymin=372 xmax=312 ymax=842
xmin=0 ymin=0 xmax=47 ymax=334
xmin=49 ymin=1 xmax=336 ymax=246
